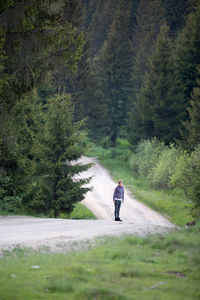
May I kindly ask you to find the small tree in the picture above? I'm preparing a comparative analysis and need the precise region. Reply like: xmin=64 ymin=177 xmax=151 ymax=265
xmin=26 ymin=92 xmax=92 ymax=217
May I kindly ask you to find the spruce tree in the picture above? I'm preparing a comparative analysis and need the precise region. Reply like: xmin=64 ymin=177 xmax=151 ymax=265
xmin=135 ymin=25 xmax=185 ymax=144
xmin=128 ymin=0 xmax=165 ymax=146
xmin=132 ymin=0 xmax=165 ymax=96
xmin=161 ymin=0 xmax=191 ymax=34
xmin=0 ymin=0 xmax=85 ymax=207
xmin=25 ymin=92 xmax=91 ymax=217
xmin=175 ymin=5 xmax=200 ymax=107
xmin=181 ymin=72 xmax=200 ymax=150
xmin=96 ymin=0 xmax=133 ymax=145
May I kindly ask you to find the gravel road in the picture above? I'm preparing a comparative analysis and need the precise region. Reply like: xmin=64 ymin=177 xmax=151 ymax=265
xmin=0 ymin=157 xmax=175 ymax=253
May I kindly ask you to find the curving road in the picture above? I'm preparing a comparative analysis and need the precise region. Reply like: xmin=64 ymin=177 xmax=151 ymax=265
xmin=0 ymin=157 xmax=175 ymax=253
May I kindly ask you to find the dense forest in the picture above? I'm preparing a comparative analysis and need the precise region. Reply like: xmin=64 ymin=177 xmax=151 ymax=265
xmin=0 ymin=0 xmax=200 ymax=217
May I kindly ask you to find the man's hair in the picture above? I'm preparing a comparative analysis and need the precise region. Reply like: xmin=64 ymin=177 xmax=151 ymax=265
xmin=118 ymin=180 xmax=123 ymax=184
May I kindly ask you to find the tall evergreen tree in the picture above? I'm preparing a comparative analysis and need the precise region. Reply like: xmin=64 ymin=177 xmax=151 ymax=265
xmin=0 ymin=0 xmax=85 ymax=204
xmin=131 ymin=25 xmax=185 ymax=144
xmin=128 ymin=0 xmax=165 ymax=146
xmin=175 ymin=5 xmax=200 ymax=107
xmin=181 ymin=70 xmax=200 ymax=150
xmin=25 ymin=92 xmax=91 ymax=217
xmin=132 ymin=0 xmax=165 ymax=98
xmin=0 ymin=0 xmax=83 ymax=110
xmin=161 ymin=0 xmax=191 ymax=35
xmin=95 ymin=0 xmax=133 ymax=145
xmin=80 ymin=0 xmax=118 ymax=56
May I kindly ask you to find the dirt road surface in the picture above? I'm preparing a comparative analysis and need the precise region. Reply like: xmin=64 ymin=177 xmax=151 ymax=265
xmin=0 ymin=157 xmax=175 ymax=253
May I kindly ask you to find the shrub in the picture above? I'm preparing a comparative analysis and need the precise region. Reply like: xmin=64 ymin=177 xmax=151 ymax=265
xmin=186 ymin=143 xmax=200 ymax=212
xmin=150 ymin=144 xmax=180 ymax=189
xmin=170 ymin=151 xmax=191 ymax=194
xmin=129 ymin=152 xmax=139 ymax=175
xmin=0 ymin=175 xmax=22 ymax=212
xmin=129 ymin=138 xmax=165 ymax=178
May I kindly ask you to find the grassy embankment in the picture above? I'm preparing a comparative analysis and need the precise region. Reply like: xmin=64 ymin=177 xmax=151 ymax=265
xmin=86 ymin=138 xmax=194 ymax=227
xmin=0 ymin=139 xmax=199 ymax=299
xmin=0 ymin=202 xmax=96 ymax=220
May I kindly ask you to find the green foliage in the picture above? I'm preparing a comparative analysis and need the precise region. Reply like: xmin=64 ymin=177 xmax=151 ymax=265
xmin=128 ymin=137 xmax=200 ymax=211
xmin=68 ymin=202 xmax=96 ymax=220
xmin=25 ymin=92 xmax=92 ymax=217
xmin=0 ymin=38 xmax=10 ymax=94
xmin=131 ymin=0 xmax=165 ymax=97
xmin=0 ymin=0 xmax=85 ymax=216
xmin=175 ymin=5 xmax=200 ymax=106
xmin=90 ymin=0 xmax=133 ymax=145
xmin=161 ymin=0 xmax=191 ymax=34
xmin=150 ymin=145 xmax=180 ymax=189
xmin=0 ymin=175 xmax=22 ymax=213
xmin=170 ymin=152 xmax=191 ymax=195
xmin=1 ymin=0 xmax=84 ymax=109
xmin=129 ymin=138 xmax=165 ymax=178
xmin=185 ymin=143 xmax=200 ymax=213
xmin=128 ymin=0 xmax=166 ymax=146
xmin=129 ymin=137 xmax=200 ymax=213
xmin=129 ymin=139 xmax=181 ymax=190
xmin=133 ymin=25 xmax=185 ymax=144
xmin=181 ymin=72 xmax=200 ymax=150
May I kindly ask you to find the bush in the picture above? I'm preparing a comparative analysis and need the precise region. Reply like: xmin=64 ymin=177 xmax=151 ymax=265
xmin=170 ymin=151 xmax=191 ymax=194
xmin=0 ymin=196 xmax=22 ymax=213
xmin=186 ymin=143 xmax=200 ymax=212
xmin=149 ymin=144 xmax=180 ymax=189
xmin=129 ymin=138 xmax=165 ymax=178
xmin=0 ymin=175 xmax=22 ymax=213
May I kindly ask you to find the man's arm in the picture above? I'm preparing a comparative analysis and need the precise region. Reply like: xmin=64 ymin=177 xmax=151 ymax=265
xmin=122 ymin=188 xmax=124 ymax=202
xmin=113 ymin=187 xmax=117 ymax=202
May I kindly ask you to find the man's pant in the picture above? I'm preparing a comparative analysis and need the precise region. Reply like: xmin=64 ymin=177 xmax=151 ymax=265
xmin=114 ymin=200 xmax=121 ymax=219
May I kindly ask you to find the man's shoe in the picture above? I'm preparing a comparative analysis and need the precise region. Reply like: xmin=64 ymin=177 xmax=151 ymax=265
xmin=115 ymin=218 xmax=122 ymax=221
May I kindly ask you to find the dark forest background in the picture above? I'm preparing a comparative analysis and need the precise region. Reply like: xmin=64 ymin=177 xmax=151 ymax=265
xmin=0 ymin=0 xmax=200 ymax=217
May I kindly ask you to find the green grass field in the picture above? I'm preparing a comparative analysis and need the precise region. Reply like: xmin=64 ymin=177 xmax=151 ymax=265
xmin=85 ymin=139 xmax=193 ymax=227
xmin=0 ymin=224 xmax=199 ymax=299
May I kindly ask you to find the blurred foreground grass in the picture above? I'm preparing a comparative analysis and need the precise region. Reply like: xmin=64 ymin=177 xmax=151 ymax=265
xmin=0 ymin=223 xmax=199 ymax=299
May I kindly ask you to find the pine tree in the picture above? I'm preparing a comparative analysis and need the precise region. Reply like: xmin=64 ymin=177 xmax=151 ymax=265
xmin=181 ymin=72 xmax=200 ymax=150
xmin=161 ymin=0 xmax=191 ymax=34
xmin=25 ymin=92 xmax=91 ymax=217
xmin=132 ymin=0 xmax=165 ymax=98
xmin=134 ymin=25 xmax=186 ymax=144
xmin=175 ymin=5 xmax=200 ymax=107
xmin=95 ymin=0 xmax=133 ymax=145
xmin=0 ymin=0 xmax=85 ymax=208
xmin=128 ymin=0 xmax=165 ymax=146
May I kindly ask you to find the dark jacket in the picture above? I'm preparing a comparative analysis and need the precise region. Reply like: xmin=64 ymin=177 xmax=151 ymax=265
xmin=113 ymin=185 xmax=124 ymax=201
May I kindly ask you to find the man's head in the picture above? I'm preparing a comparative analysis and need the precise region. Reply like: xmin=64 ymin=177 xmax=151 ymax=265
xmin=118 ymin=180 xmax=123 ymax=187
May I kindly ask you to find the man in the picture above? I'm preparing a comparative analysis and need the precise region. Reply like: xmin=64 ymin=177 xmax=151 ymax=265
xmin=113 ymin=180 xmax=124 ymax=221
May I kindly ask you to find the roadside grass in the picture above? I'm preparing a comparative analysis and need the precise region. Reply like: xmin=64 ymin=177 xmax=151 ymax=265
xmin=0 ymin=203 xmax=96 ymax=220
xmin=85 ymin=139 xmax=193 ymax=227
xmin=60 ymin=203 xmax=96 ymax=220
xmin=0 ymin=223 xmax=199 ymax=300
